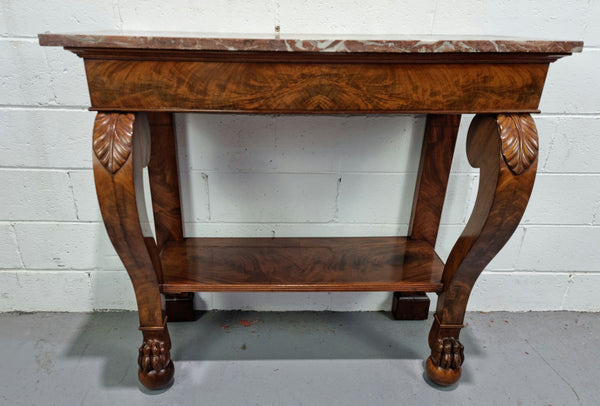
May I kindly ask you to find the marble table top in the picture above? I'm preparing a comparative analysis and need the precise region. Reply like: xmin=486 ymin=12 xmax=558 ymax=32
xmin=38 ymin=32 xmax=583 ymax=54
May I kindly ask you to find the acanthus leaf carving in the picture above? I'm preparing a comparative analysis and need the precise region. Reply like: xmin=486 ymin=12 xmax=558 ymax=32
xmin=497 ymin=114 xmax=538 ymax=175
xmin=93 ymin=113 xmax=135 ymax=174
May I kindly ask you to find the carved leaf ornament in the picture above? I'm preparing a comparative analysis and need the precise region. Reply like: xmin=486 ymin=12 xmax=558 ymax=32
xmin=497 ymin=114 xmax=538 ymax=175
xmin=93 ymin=113 xmax=135 ymax=173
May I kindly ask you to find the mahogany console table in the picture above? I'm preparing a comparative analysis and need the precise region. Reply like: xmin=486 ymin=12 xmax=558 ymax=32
xmin=39 ymin=33 xmax=582 ymax=389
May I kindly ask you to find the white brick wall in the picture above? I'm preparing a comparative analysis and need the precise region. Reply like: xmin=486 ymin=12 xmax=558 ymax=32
xmin=1 ymin=0 xmax=599 ymax=312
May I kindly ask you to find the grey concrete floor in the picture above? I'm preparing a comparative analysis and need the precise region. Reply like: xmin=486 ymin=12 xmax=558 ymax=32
xmin=0 ymin=311 xmax=598 ymax=405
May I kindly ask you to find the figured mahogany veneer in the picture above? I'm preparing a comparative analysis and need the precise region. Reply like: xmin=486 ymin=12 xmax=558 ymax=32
xmin=83 ymin=59 xmax=549 ymax=113
xmin=159 ymin=237 xmax=444 ymax=293
xmin=39 ymin=33 xmax=581 ymax=390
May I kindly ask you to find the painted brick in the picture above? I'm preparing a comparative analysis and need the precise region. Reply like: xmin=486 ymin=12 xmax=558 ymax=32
xmin=337 ymin=173 xmax=473 ymax=225
xmin=0 ymin=39 xmax=56 ymax=106
xmin=208 ymin=173 xmax=338 ymax=223
xmin=539 ymin=117 xmax=600 ymax=174
xmin=210 ymin=292 xmax=392 ymax=311
xmin=0 ymin=270 xmax=93 ymax=312
xmin=67 ymin=170 xmax=100 ymax=222
xmin=179 ymin=114 xmax=425 ymax=174
xmin=42 ymin=46 xmax=91 ymax=106
xmin=534 ymin=116 xmax=561 ymax=172
xmin=468 ymin=271 xmax=569 ymax=311
xmin=432 ymin=0 xmax=600 ymax=47
xmin=522 ymin=175 xmax=600 ymax=225
xmin=184 ymin=222 xmax=283 ymax=238
xmin=0 ymin=0 xmax=119 ymax=37
xmin=337 ymin=174 xmax=416 ymax=224
xmin=0 ymin=169 xmax=76 ymax=221
xmin=179 ymin=170 xmax=210 ymax=222
xmin=88 ymin=270 xmax=137 ymax=311
xmin=540 ymin=49 xmax=600 ymax=114
xmin=278 ymin=0 xmax=435 ymax=34
xmin=562 ymin=273 xmax=600 ymax=311
xmin=517 ymin=226 xmax=600 ymax=272
xmin=439 ymin=174 xmax=477 ymax=225
xmin=486 ymin=227 xmax=526 ymax=270
xmin=0 ymin=109 xmax=94 ymax=169
xmin=177 ymin=114 xmax=277 ymax=172
xmin=0 ymin=224 xmax=23 ymax=269
xmin=334 ymin=115 xmax=423 ymax=173
xmin=184 ymin=222 xmax=408 ymax=238
xmin=271 ymin=115 xmax=423 ymax=174
xmin=14 ymin=222 xmax=122 ymax=270
xmin=0 ymin=39 xmax=89 ymax=106
xmin=117 ymin=0 xmax=274 ymax=32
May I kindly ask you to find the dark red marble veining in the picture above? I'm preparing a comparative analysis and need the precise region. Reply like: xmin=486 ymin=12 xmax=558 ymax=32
xmin=39 ymin=32 xmax=583 ymax=54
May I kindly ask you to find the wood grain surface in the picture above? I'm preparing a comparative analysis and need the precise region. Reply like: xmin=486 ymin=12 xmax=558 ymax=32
xmin=92 ymin=113 xmax=134 ymax=174
xmin=435 ymin=113 xmax=538 ymax=327
xmin=392 ymin=292 xmax=431 ymax=320
xmin=409 ymin=114 xmax=461 ymax=247
xmin=44 ymin=30 xmax=576 ymax=389
xmin=159 ymin=237 xmax=444 ymax=293
xmin=92 ymin=112 xmax=164 ymax=327
xmin=93 ymin=112 xmax=173 ymax=389
xmin=146 ymin=112 xmax=184 ymax=252
xmin=426 ymin=113 xmax=538 ymax=386
xmin=84 ymin=60 xmax=549 ymax=113
xmin=498 ymin=113 xmax=539 ymax=175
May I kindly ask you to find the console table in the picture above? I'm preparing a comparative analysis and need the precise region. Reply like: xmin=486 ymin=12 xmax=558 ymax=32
xmin=38 ymin=33 xmax=582 ymax=389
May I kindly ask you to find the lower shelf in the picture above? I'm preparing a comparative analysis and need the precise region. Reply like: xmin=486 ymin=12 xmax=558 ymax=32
xmin=159 ymin=237 xmax=444 ymax=293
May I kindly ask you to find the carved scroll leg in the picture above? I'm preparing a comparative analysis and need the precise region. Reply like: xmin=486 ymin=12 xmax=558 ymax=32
xmin=426 ymin=114 xmax=538 ymax=386
xmin=93 ymin=112 xmax=174 ymax=389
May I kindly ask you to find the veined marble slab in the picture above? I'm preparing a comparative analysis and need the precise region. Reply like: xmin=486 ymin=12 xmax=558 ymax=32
xmin=39 ymin=32 xmax=583 ymax=54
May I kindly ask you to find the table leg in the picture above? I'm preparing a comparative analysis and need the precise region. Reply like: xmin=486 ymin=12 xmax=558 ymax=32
xmin=146 ymin=112 xmax=184 ymax=251
xmin=393 ymin=115 xmax=460 ymax=320
xmin=92 ymin=112 xmax=174 ymax=389
xmin=425 ymin=113 xmax=538 ymax=386
xmin=391 ymin=292 xmax=430 ymax=320
xmin=409 ymin=114 xmax=461 ymax=247
xmin=165 ymin=293 xmax=196 ymax=322
xmin=145 ymin=113 xmax=196 ymax=322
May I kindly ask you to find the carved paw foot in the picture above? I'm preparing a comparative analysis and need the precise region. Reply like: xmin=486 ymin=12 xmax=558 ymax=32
xmin=138 ymin=338 xmax=174 ymax=389
xmin=426 ymin=337 xmax=464 ymax=386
